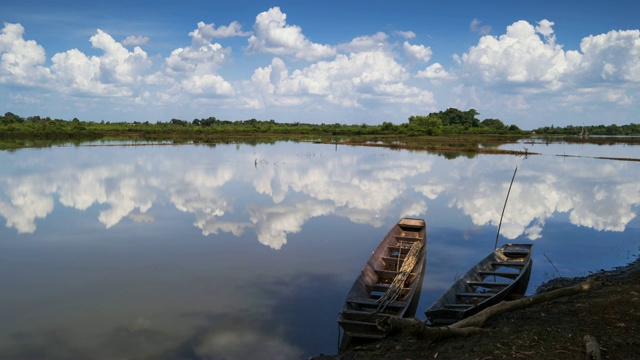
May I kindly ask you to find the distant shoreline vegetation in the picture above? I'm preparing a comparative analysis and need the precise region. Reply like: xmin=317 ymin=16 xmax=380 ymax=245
xmin=1 ymin=108 xmax=639 ymax=140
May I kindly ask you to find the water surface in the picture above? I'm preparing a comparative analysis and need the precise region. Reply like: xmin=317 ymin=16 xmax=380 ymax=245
xmin=1 ymin=141 xmax=639 ymax=359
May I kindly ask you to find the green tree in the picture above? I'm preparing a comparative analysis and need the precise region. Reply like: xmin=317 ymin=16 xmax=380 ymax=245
xmin=481 ymin=118 xmax=506 ymax=130
xmin=2 ymin=112 xmax=24 ymax=124
xmin=424 ymin=115 xmax=443 ymax=135
xmin=380 ymin=121 xmax=397 ymax=133
xmin=170 ymin=119 xmax=188 ymax=126
xmin=439 ymin=108 xmax=480 ymax=128
xmin=408 ymin=114 xmax=443 ymax=135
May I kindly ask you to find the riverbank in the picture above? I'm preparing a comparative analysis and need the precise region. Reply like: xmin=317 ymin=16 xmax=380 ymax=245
xmin=312 ymin=254 xmax=640 ymax=359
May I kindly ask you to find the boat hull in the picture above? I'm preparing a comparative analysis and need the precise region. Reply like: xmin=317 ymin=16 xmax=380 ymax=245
xmin=425 ymin=243 xmax=533 ymax=326
xmin=337 ymin=218 xmax=427 ymax=339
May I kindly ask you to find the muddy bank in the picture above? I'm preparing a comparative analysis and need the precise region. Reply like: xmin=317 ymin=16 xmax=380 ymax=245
xmin=312 ymin=255 xmax=640 ymax=359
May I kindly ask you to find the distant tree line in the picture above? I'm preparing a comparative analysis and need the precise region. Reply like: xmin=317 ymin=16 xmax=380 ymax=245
xmin=532 ymin=123 xmax=640 ymax=136
xmin=0 ymin=113 xmax=101 ymax=139
xmin=1 ymin=109 xmax=638 ymax=140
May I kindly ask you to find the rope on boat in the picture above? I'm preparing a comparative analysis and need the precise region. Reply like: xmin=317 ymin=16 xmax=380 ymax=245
xmin=376 ymin=240 xmax=423 ymax=311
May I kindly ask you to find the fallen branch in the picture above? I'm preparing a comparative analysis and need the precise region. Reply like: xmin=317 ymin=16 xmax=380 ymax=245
xmin=378 ymin=316 xmax=488 ymax=342
xmin=377 ymin=277 xmax=603 ymax=343
xmin=452 ymin=277 xmax=602 ymax=329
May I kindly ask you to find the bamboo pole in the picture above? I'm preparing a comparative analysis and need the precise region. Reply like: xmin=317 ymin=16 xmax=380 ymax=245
xmin=494 ymin=166 xmax=518 ymax=250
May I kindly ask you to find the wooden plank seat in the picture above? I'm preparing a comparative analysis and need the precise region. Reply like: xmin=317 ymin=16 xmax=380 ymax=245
xmin=444 ymin=303 xmax=474 ymax=308
xmin=387 ymin=246 xmax=413 ymax=254
xmin=382 ymin=256 xmax=406 ymax=266
xmin=394 ymin=235 xmax=423 ymax=242
xmin=503 ymin=249 xmax=531 ymax=256
xmin=467 ymin=281 xmax=509 ymax=288
xmin=347 ymin=298 xmax=405 ymax=309
xmin=491 ymin=261 xmax=525 ymax=267
xmin=384 ymin=252 xmax=407 ymax=259
xmin=478 ymin=271 xmax=519 ymax=279
xmin=456 ymin=292 xmax=493 ymax=298
xmin=374 ymin=269 xmax=398 ymax=279
xmin=366 ymin=283 xmax=410 ymax=293
xmin=340 ymin=309 xmax=386 ymax=321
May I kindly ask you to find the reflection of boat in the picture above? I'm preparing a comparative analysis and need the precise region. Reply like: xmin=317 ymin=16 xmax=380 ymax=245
xmin=337 ymin=218 xmax=427 ymax=340
xmin=425 ymin=243 xmax=533 ymax=326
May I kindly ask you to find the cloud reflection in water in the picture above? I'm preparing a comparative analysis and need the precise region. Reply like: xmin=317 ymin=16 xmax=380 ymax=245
xmin=0 ymin=144 xmax=638 ymax=247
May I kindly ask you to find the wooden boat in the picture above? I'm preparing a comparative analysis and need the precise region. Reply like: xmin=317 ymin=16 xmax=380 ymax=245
xmin=425 ymin=243 xmax=533 ymax=326
xmin=337 ymin=218 xmax=427 ymax=340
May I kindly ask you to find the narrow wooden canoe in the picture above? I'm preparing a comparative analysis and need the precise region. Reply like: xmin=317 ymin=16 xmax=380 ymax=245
xmin=425 ymin=243 xmax=533 ymax=326
xmin=337 ymin=218 xmax=427 ymax=339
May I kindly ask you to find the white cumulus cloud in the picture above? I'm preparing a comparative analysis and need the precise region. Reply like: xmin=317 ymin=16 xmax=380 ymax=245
xmin=245 ymin=49 xmax=435 ymax=110
xmin=578 ymin=29 xmax=640 ymax=82
xmin=89 ymin=29 xmax=152 ymax=84
xmin=535 ymin=19 xmax=556 ymax=44
xmin=49 ymin=29 xmax=152 ymax=96
xmin=338 ymin=32 xmax=389 ymax=53
xmin=395 ymin=30 xmax=416 ymax=39
xmin=403 ymin=41 xmax=432 ymax=62
xmin=453 ymin=19 xmax=640 ymax=121
xmin=246 ymin=7 xmax=336 ymax=61
xmin=458 ymin=20 xmax=577 ymax=89
xmin=190 ymin=21 xmax=251 ymax=40
xmin=416 ymin=63 xmax=452 ymax=81
xmin=122 ymin=35 xmax=149 ymax=46
xmin=458 ymin=19 xmax=640 ymax=90
xmin=0 ymin=23 xmax=51 ymax=86
xmin=151 ymin=24 xmax=235 ymax=97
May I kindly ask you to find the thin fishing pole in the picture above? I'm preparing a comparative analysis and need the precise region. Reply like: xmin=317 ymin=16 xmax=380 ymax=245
xmin=494 ymin=166 xmax=518 ymax=250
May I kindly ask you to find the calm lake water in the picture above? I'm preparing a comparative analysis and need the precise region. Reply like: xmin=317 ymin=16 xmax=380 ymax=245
xmin=1 ymin=140 xmax=639 ymax=359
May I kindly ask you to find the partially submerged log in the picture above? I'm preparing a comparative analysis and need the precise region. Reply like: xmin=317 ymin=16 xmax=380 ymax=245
xmin=377 ymin=277 xmax=603 ymax=343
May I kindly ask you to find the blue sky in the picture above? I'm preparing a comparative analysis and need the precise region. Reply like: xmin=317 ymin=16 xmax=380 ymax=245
xmin=1 ymin=0 xmax=639 ymax=129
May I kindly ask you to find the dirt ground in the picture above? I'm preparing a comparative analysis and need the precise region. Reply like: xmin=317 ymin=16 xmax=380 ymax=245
xmin=312 ymin=255 xmax=640 ymax=360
